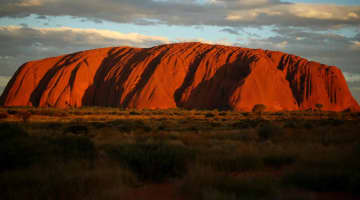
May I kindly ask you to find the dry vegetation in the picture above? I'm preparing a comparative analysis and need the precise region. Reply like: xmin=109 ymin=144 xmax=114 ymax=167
xmin=0 ymin=107 xmax=360 ymax=200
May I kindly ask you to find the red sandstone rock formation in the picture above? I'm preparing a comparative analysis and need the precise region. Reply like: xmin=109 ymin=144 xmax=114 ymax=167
xmin=1 ymin=42 xmax=358 ymax=111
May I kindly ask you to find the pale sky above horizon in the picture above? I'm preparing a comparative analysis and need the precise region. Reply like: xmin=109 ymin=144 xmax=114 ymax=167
xmin=0 ymin=0 xmax=360 ymax=102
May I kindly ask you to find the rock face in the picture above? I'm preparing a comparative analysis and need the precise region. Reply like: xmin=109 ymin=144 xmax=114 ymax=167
xmin=1 ymin=42 xmax=359 ymax=111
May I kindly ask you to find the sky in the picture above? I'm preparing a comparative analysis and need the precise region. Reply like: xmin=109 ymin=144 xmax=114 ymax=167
xmin=0 ymin=0 xmax=360 ymax=102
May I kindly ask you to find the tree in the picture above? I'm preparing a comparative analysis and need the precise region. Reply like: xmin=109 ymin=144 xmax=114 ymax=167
xmin=315 ymin=104 xmax=324 ymax=119
xmin=252 ymin=104 xmax=266 ymax=118
xmin=315 ymin=104 xmax=323 ymax=111
xmin=19 ymin=111 xmax=31 ymax=123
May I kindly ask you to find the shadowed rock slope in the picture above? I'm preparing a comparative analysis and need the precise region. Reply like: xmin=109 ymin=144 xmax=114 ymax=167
xmin=1 ymin=42 xmax=358 ymax=111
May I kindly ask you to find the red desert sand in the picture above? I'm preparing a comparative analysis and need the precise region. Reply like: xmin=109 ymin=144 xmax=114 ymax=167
xmin=1 ymin=42 xmax=358 ymax=111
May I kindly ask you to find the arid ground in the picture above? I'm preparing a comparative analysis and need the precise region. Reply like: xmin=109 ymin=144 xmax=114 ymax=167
xmin=0 ymin=107 xmax=360 ymax=200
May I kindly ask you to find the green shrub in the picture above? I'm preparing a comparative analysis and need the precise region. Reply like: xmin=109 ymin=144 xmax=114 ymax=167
xmin=218 ymin=112 xmax=227 ymax=116
xmin=7 ymin=110 xmax=19 ymax=115
xmin=129 ymin=111 xmax=141 ymax=115
xmin=0 ymin=136 xmax=46 ymax=171
xmin=49 ymin=136 xmax=96 ymax=163
xmin=232 ymin=121 xmax=251 ymax=129
xmin=0 ymin=124 xmax=43 ymax=171
xmin=206 ymin=132 xmax=254 ymax=142
xmin=329 ymin=119 xmax=345 ymax=126
xmin=63 ymin=125 xmax=89 ymax=135
xmin=257 ymin=122 xmax=284 ymax=141
xmin=105 ymin=142 xmax=194 ymax=181
xmin=282 ymin=168 xmax=357 ymax=192
xmin=304 ymin=121 xmax=314 ymax=129
xmin=0 ymin=126 xmax=96 ymax=172
xmin=0 ymin=113 xmax=8 ymax=119
xmin=0 ymin=123 xmax=28 ymax=140
xmin=0 ymin=163 xmax=138 ymax=200
xmin=110 ymin=119 xmax=152 ymax=132
xmin=30 ymin=108 xmax=68 ymax=117
xmin=198 ymin=153 xmax=264 ymax=172
xmin=315 ymin=104 xmax=323 ymax=111
xmin=283 ymin=120 xmax=297 ymax=128
xmin=205 ymin=113 xmax=216 ymax=118
xmin=252 ymin=104 xmax=266 ymax=113
xmin=263 ymin=153 xmax=296 ymax=168
xmin=187 ymin=126 xmax=199 ymax=132
xmin=213 ymin=176 xmax=277 ymax=199
xmin=182 ymin=166 xmax=277 ymax=200
xmin=349 ymin=173 xmax=360 ymax=194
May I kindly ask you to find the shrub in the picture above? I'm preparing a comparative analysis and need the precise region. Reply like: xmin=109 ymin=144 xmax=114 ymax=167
xmin=263 ymin=153 xmax=297 ymax=168
xmin=129 ymin=111 xmax=141 ymax=115
xmin=105 ymin=142 xmax=194 ymax=181
xmin=304 ymin=121 xmax=314 ymax=129
xmin=252 ymin=104 xmax=266 ymax=114
xmin=187 ymin=126 xmax=199 ymax=132
xmin=257 ymin=122 xmax=284 ymax=141
xmin=0 ymin=126 xmax=96 ymax=172
xmin=315 ymin=104 xmax=323 ymax=111
xmin=63 ymin=125 xmax=89 ymax=135
xmin=232 ymin=121 xmax=251 ymax=129
xmin=218 ymin=112 xmax=227 ymax=116
xmin=0 ymin=163 xmax=138 ymax=200
xmin=30 ymin=108 xmax=68 ymax=117
xmin=49 ymin=136 xmax=96 ymax=163
xmin=0 ymin=113 xmax=8 ymax=119
xmin=205 ymin=113 xmax=216 ymax=118
xmin=329 ymin=119 xmax=345 ymax=126
xmin=198 ymin=153 xmax=264 ymax=172
xmin=282 ymin=168 xmax=356 ymax=192
xmin=181 ymin=166 xmax=277 ymax=200
xmin=0 ymin=123 xmax=28 ymax=140
xmin=7 ymin=110 xmax=18 ymax=115
xmin=15 ymin=111 xmax=32 ymax=122
xmin=110 ymin=119 xmax=152 ymax=132
xmin=210 ymin=122 xmax=221 ymax=127
xmin=283 ymin=120 xmax=297 ymax=128
xmin=0 ymin=124 xmax=47 ymax=171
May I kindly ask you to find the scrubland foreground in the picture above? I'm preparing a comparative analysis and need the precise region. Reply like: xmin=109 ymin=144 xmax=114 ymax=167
xmin=0 ymin=107 xmax=359 ymax=200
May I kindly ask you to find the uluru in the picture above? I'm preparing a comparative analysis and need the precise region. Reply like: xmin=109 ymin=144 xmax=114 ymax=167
xmin=0 ymin=42 xmax=358 ymax=111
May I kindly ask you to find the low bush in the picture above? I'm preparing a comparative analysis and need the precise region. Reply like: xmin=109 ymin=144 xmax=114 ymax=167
xmin=283 ymin=120 xmax=298 ymax=128
xmin=181 ymin=166 xmax=277 ymax=200
xmin=129 ymin=111 xmax=141 ymax=115
xmin=110 ymin=119 xmax=152 ymax=132
xmin=257 ymin=122 xmax=284 ymax=141
xmin=282 ymin=168 xmax=359 ymax=193
xmin=328 ymin=119 xmax=345 ymax=126
xmin=0 ymin=124 xmax=96 ymax=172
xmin=304 ymin=121 xmax=314 ymax=129
xmin=0 ymin=113 xmax=8 ymax=119
xmin=0 ymin=124 xmax=42 ymax=171
xmin=63 ymin=125 xmax=89 ymax=135
xmin=232 ymin=121 xmax=251 ymax=129
xmin=252 ymin=104 xmax=266 ymax=114
xmin=198 ymin=153 xmax=264 ymax=172
xmin=263 ymin=153 xmax=297 ymax=168
xmin=48 ymin=136 xmax=96 ymax=163
xmin=205 ymin=113 xmax=216 ymax=118
xmin=30 ymin=108 xmax=68 ymax=117
xmin=233 ymin=119 xmax=265 ymax=129
xmin=0 ymin=163 xmax=138 ymax=200
xmin=206 ymin=132 xmax=254 ymax=142
xmin=7 ymin=110 xmax=19 ymax=115
xmin=218 ymin=112 xmax=227 ymax=116
xmin=0 ymin=123 xmax=28 ymax=140
xmin=105 ymin=142 xmax=194 ymax=181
